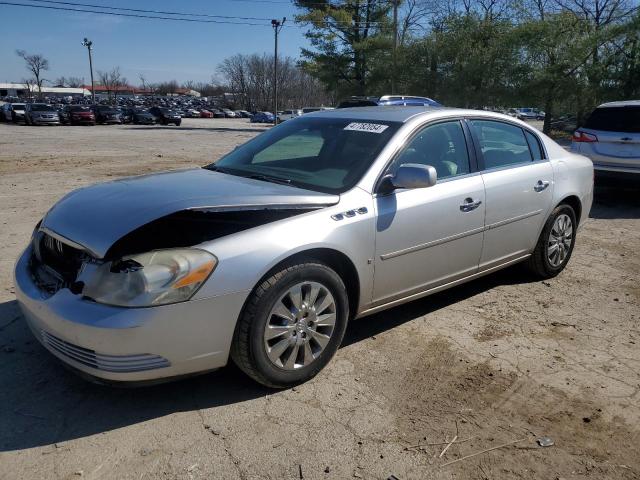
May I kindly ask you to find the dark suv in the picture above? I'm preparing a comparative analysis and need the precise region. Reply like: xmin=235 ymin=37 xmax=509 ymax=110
xmin=148 ymin=107 xmax=182 ymax=126
xmin=92 ymin=105 xmax=123 ymax=124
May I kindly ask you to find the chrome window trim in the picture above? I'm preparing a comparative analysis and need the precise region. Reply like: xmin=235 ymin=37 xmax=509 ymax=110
xmin=372 ymin=116 xmax=476 ymax=194
xmin=465 ymin=117 xmax=551 ymax=171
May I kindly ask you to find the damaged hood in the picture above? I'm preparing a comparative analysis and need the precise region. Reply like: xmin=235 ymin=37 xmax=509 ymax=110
xmin=41 ymin=168 xmax=339 ymax=258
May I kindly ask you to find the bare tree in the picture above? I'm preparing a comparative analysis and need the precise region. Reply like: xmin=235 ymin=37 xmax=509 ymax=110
xmin=139 ymin=73 xmax=148 ymax=91
xmin=218 ymin=53 xmax=331 ymax=111
xmin=66 ymin=76 xmax=84 ymax=88
xmin=16 ymin=50 xmax=49 ymax=100
xmin=97 ymin=67 xmax=127 ymax=103
xmin=22 ymin=78 xmax=36 ymax=101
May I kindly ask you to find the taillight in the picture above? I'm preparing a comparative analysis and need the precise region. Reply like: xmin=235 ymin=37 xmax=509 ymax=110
xmin=573 ymin=131 xmax=598 ymax=143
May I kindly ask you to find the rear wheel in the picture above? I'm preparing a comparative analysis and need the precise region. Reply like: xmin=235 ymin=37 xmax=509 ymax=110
xmin=527 ymin=204 xmax=577 ymax=278
xmin=231 ymin=262 xmax=349 ymax=388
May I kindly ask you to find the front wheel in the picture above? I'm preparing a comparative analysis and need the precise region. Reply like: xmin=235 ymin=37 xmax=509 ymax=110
xmin=527 ymin=204 xmax=577 ymax=279
xmin=231 ymin=262 xmax=349 ymax=388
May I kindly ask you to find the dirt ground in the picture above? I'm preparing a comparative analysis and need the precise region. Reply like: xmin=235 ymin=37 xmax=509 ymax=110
xmin=0 ymin=118 xmax=638 ymax=480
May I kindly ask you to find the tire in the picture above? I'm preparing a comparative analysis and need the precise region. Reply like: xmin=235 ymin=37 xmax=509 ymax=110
xmin=526 ymin=204 xmax=577 ymax=279
xmin=175 ymin=120 xmax=181 ymax=126
xmin=231 ymin=261 xmax=349 ymax=388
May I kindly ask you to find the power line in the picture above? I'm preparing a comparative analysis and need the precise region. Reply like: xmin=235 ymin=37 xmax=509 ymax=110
xmin=0 ymin=1 xmax=274 ymax=25
xmin=0 ymin=0 xmax=393 ymax=27
xmin=27 ymin=0 xmax=274 ymax=21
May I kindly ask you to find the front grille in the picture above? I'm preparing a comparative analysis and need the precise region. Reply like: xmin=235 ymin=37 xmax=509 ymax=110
xmin=30 ymin=232 xmax=87 ymax=294
xmin=41 ymin=331 xmax=170 ymax=372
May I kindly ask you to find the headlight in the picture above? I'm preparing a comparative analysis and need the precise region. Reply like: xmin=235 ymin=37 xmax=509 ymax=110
xmin=83 ymin=248 xmax=217 ymax=307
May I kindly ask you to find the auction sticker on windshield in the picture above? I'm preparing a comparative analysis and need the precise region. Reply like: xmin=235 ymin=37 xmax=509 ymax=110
xmin=344 ymin=122 xmax=389 ymax=133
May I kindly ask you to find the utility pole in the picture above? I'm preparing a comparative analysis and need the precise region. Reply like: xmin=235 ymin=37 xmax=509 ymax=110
xmin=271 ymin=17 xmax=286 ymax=126
xmin=392 ymin=0 xmax=398 ymax=94
xmin=82 ymin=38 xmax=95 ymax=104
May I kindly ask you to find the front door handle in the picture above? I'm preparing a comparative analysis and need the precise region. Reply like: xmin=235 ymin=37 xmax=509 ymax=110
xmin=534 ymin=180 xmax=550 ymax=192
xmin=460 ymin=197 xmax=482 ymax=212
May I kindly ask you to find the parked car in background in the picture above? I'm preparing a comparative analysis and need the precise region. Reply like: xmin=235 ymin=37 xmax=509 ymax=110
xmin=126 ymin=108 xmax=156 ymax=125
xmin=278 ymin=109 xmax=302 ymax=122
xmin=250 ymin=111 xmax=275 ymax=123
xmin=24 ymin=104 xmax=61 ymax=126
xmin=236 ymin=110 xmax=251 ymax=118
xmin=118 ymin=108 xmax=133 ymax=124
xmin=222 ymin=109 xmax=236 ymax=118
xmin=1 ymin=102 xmax=26 ymax=122
xmin=148 ymin=107 xmax=182 ymax=126
xmin=213 ymin=110 xmax=226 ymax=118
xmin=15 ymin=106 xmax=593 ymax=388
xmin=184 ymin=109 xmax=201 ymax=118
xmin=571 ymin=100 xmax=640 ymax=177
xmin=200 ymin=109 xmax=214 ymax=118
xmin=64 ymin=105 xmax=96 ymax=125
xmin=337 ymin=95 xmax=440 ymax=108
xmin=92 ymin=105 xmax=123 ymax=124
xmin=302 ymin=107 xmax=334 ymax=114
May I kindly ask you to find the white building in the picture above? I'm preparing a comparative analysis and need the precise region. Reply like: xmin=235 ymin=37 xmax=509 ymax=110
xmin=0 ymin=82 xmax=91 ymax=98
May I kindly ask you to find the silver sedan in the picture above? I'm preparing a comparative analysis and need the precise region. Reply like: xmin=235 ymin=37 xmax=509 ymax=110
xmin=14 ymin=107 xmax=594 ymax=387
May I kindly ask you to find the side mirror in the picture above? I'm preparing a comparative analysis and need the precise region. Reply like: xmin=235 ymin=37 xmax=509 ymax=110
xmin=379 ymin=163 xmax=437 ymax=194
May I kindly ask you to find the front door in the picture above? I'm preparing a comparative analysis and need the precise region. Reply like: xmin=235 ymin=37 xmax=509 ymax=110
xmin=373 ymin=120 xmax=485 ymax=305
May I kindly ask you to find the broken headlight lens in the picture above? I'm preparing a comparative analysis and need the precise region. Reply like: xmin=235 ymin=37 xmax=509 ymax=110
xmin=83 ymin=248 xmax=217 ymax=307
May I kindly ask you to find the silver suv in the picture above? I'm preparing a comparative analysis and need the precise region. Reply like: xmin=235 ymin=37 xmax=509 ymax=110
xmin=24 ymin=103 xmax=60 ymax=126
xmin=571 ymin=100 xmax=640 ymax=176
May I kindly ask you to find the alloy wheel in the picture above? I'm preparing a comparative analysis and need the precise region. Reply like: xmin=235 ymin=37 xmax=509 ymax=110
xmin=547 ymin=213 xmax=573 ymax=267
xmin=263 ymin=281 xmax=337 ymax=370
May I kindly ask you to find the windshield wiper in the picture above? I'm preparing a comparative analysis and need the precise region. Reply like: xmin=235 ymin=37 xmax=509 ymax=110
xmin=205 ymin=165 xmax=293 ymax=186
xmin=247 ymin=173 xmax=292 ymax=186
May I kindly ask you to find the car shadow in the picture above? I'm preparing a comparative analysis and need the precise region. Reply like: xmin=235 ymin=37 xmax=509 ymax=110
xmin=590 ymin=181 xmax=640 ymax=220
xmin=0 ymin=265 xmax=533 ymax=452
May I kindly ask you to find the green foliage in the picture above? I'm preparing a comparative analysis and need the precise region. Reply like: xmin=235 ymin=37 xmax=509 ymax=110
xmin=295 ymin=0 xmax=639 ymax=131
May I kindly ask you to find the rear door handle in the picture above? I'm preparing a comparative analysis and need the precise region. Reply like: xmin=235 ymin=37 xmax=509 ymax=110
xmin=460 ymin=197 xmax=482 ymax=212
xmin=534 ymin=180 xmax=550 ymax=192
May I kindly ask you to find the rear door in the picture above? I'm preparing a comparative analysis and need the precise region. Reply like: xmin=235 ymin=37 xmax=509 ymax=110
xmin=576 ymin=105 xmax=640 ymax=171
xmin=469 ymin=119 xmax=554 ymax=269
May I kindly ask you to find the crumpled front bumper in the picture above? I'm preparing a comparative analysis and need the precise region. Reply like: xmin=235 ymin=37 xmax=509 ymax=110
xmin=14 ymin=246 xmax=249 ymax=383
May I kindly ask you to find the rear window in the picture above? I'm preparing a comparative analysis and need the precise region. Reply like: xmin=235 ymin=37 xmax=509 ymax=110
xmin=584 ymin=106 xmax=640 ymax=133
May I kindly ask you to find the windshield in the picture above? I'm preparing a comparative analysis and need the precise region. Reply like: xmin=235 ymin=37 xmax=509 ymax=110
xmin=97 ymin=106 xmax=118 ymax=113
xmin=12 ymin=104 xmax=25 ymax=110
xmin=585 ymin=106 xmax=640 ymax=133
xmin=208 ymin=116 xmax=401 ymax=194
xmin=32 ymin=104 xmax=56 ymax=111
xmin=69 ymin=106 xmax=90 ymax=112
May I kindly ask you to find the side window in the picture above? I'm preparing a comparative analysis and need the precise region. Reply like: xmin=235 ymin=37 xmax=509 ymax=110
xmin=471 ymin=120 xmax=533 ymax=169
xmin=253 ymin=128 xmax=324 ymax=164
xmin=394 ymin=120 xmax=470 ymax=180
xmin=525 ymin=130 xmax=544 ymax=161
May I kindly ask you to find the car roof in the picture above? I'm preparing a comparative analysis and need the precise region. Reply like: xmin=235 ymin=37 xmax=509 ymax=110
xmin=304 ymin=105 xmax=538 ymax=127
xmin=597 ymin=100 xmax=640 ymax=108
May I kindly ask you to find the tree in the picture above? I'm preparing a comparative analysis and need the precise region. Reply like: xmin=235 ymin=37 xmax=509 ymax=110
xmin=218 ymin=53 xmax=331 ymax=110
xmin=53 ymin=76 xmax=84 ymax=88
xmin=97 ymin=67 xmax=127 ymax=103
xmin=16 ymin=50 xmax=49 ymax=99
xmin=295 ymin=0 xmax=394 ymax=96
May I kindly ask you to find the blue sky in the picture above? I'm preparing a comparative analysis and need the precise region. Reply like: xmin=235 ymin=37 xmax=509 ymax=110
xmin=0 ymin=0 xmax=309 ymax=85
